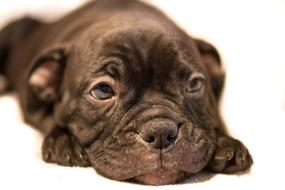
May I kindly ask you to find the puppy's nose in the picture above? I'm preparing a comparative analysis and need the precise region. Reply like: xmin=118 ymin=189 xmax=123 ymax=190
xmin=139 ymin=119 xmax=179 ymax=149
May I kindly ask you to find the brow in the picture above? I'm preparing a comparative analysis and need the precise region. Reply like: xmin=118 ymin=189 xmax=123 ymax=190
xmin=94 ymin=56 xmax=126 ymax=80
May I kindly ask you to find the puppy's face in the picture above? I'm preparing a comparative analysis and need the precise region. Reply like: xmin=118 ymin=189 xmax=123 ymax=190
xmin=39 ymin=25 xmax=220 ymax=185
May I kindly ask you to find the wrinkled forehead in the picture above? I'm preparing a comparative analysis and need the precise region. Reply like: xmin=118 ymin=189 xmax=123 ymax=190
xmin=95 ymin=29 xmax=183 ymax=77
xmin=67 ymin=26 xmax=203 ymax=88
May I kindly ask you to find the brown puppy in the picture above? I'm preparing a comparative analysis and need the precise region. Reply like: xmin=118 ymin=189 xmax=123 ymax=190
xmin=0 ymin=0 xmax=252 ymax=185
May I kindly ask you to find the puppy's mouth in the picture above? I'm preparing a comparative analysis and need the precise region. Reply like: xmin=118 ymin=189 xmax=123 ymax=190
xmin=132 ymin=168 xmax=185 ymax=185
xmin=87 ymin=117 xmax=214 ymax=185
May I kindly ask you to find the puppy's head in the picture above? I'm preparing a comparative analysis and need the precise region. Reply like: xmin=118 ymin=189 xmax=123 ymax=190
xmin=28 ymin=22 xmax=224 ymax=185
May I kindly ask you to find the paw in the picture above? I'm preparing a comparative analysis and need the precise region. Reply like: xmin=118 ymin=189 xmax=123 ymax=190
xmin=42 ymin=128 xmax=90 ymax=167
xmin=207 ymin=136 xmax=253 ymax=173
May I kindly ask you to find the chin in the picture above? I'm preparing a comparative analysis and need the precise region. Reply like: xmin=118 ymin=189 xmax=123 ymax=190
xmin=132 ymin=168 xmax=186 ymax=185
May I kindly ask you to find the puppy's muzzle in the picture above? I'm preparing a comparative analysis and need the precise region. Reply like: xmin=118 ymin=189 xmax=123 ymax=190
xmin=139 ymin=119 xmax=179 ymax=149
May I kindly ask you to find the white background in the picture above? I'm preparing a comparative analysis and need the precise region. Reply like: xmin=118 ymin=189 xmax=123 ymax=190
xmin=0 ymin=0 xmax=285 ymax=189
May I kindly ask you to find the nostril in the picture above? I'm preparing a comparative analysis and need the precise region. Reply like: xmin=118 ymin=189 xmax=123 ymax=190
xmin=148 ymin=135 xmax=155 ymax=143
xmin=139 ymin=119 xmax=180 ymax=149
xmin=167 ymin=134 xmax=175 ymax=142
xmin=144 ymin=135 xmax=155 ymax=143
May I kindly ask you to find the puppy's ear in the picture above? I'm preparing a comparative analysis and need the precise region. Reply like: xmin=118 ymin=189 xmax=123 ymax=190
xmin=195 ymin=39 xmax=225 ymax=100
xmin=28 ymin=45 xmax=69 ymax=103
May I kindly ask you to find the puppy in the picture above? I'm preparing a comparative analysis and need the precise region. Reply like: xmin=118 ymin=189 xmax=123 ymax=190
xmin=0 ymin=0 xmax=252 ymax=185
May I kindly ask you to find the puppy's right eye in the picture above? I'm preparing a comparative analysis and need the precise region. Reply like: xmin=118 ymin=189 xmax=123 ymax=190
xmin=90 ymin=83 xmax=115 ymax=100
xmin=185 ymin=73 xmax=205 ymax=95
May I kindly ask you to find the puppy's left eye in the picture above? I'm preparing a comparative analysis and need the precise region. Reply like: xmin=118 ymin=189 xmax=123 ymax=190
xmin=186 ymin=75 xmax=205 ymax=93
xmin=90 ymin=83 xmax=115 ymax=100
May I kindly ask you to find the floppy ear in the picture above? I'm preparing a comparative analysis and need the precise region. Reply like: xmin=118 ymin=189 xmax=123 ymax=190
xmin=28 ymin=46 xmax=69 ymax=103
xmin=194 ymin=39 xmax=225 ymax=101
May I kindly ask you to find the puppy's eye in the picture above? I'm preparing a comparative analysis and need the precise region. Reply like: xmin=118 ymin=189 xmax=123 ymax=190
xmin=186 ymin=75 xmax=205 ymax=93
xmin=90 ymin=83 xmax=115 ymax=100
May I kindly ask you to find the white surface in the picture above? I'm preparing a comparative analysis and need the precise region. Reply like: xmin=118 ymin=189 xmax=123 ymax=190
xmin=1 ymin=0 xmax=285 ymax=189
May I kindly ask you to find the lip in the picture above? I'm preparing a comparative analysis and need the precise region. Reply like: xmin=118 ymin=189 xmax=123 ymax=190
xmin=133 ymin=168 xmax=185 ymax=185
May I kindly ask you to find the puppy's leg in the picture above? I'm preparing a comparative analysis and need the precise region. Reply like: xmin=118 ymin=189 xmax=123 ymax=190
xmin=42 ymin=127 xmax=90 ymax=167
xmin=207 ymin=131 xmax=253 ymax=173
xmin=0 ymin=74 xmax=9 ymax=93
xmin=0 ymin=17 xmax=41 ymax=93
xmin=22 ymin=106 xmax=91 ymax=167
xmin=2 ymin=20 xmax=89 ymax=166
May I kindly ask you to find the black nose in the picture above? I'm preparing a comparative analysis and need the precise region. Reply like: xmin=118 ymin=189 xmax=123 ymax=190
xmin=139 ymin=119 xmax=179 ymax=149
